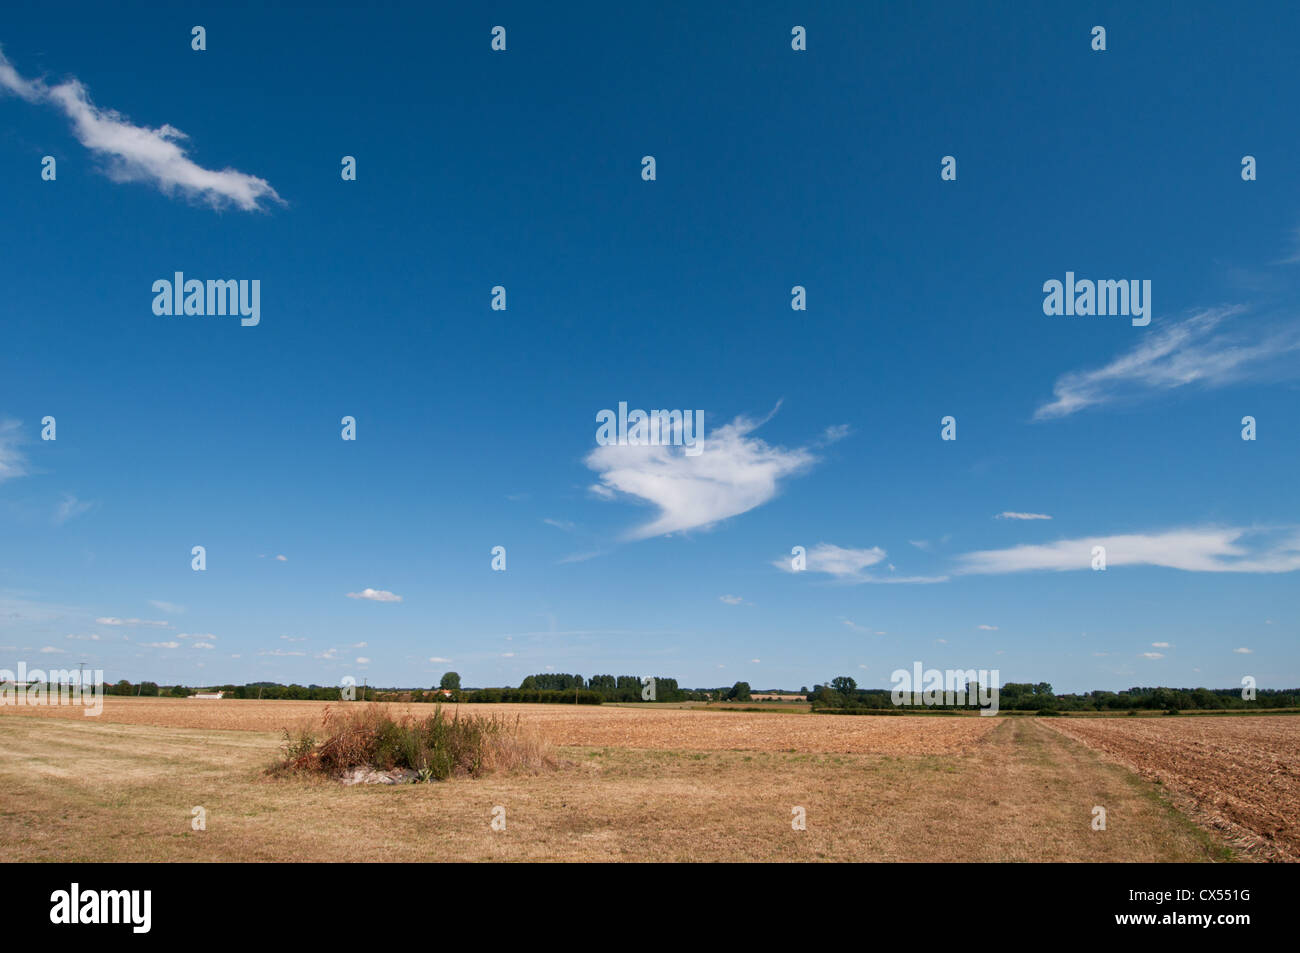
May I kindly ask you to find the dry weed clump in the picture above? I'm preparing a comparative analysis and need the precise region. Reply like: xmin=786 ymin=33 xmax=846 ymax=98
xmin=273 ymin=703 xmax=554 ymax=781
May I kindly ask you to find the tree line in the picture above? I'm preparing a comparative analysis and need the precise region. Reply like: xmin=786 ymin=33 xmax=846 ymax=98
xmin=93 ymin=675 xmax=1298 ymax=712
xmin=807 ymin=676 xmax=1299 ymax=712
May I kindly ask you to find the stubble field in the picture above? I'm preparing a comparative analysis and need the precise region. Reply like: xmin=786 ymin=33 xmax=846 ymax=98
xmin=0 ymin=696 xmax=999 ymax=754
xmin=1 ymin=697 xmax=1291 ymax=862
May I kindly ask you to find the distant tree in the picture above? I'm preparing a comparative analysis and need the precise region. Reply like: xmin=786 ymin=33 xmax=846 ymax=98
xmin=727 ymin=681 xmax=752 ymax=702
xmin=440 ymin=672 xmax=461 ymax=691
xmin=831 ymin=676 xmax=857 ymax=695
xmin=809 ymin=683 xmax=841 ymax=709
xmin=800 ymin=686 xmax=809 ymax=694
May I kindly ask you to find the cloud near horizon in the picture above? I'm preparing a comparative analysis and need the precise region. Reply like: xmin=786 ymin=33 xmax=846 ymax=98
xmin=0 ymin=46 xmax=282 ymax=211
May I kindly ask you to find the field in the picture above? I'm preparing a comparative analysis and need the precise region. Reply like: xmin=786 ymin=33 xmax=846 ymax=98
xmin=0 ymin=697 xmax=991 ymax=754
xmin=1047 ymin=716 xmax=1300 ymax=862
xmin=0 ymin=697 xmax=1291 ymax=862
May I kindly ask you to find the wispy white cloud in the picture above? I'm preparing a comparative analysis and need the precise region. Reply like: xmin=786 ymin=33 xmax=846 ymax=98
xmin=53 ymin=494 xmax=94 ymax=525
xmin=995 ymin=512 xmax=1052 ymax=521
xmin=780 ymin=543 xmax=883 ymax=577
xmin=0 ymin=419 xmax=28 ymax=483
xmin=860 ymin=626 xmax=886 ymax=635
xmin=719 ymin=594 xmax=745 ymax=605
xmin=346 ymin=588 xmax=402 ymax=603
xmin=96 ymin=617 xmax=169 ymax=627
xmin=148 ymin=600 xmax=184 ymax=614
xmin=955 ymin=526 xmax=1300 ymax=575
xmin=818 ymin=424 xmax=852 ymax=445
xmin=1233 ymin=647 xmax=1254 ymax=654
xmin=775 ymin=543 xmax=946 ymax=584
xmin=977 ymin=624 xmax=999 ymax=631
xmin=1034 ymin=307 xmax=1300 ymax=419
xmin=143 ymin=641 xmax=180 ymax=649
xmin=1279 ymin=226 xmax=1300 ymax=265
xmin=585 ymin=407 xmax=816 ymax=539
xmin=1140 ymin=652 xmax=1165 ymax=660
xmin=0 ymin=46 xmax=282 ymax=211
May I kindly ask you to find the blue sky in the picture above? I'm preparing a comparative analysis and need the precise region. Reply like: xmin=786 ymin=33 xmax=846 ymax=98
xmin=1 ymin=2 xmax=1297 ymax=692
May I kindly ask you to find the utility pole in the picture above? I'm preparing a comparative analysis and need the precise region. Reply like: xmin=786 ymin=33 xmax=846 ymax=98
xmin=77 ymin=662 xmax=86 ymax=688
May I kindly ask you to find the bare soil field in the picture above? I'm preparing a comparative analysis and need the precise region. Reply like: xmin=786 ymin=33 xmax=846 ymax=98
xmin=0 ymin=714 xmax=1227 ymax=862
xmin=1047 ymin=716 xmax=1300 ymax=862
xmin=0 ymin=697 xmax=996 ymax=755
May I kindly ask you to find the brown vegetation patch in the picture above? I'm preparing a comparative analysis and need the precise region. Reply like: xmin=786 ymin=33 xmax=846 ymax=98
xmin=274 ymin=704 xmax=553 ymax=781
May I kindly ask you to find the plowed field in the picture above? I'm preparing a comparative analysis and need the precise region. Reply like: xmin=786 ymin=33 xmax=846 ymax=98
xmin=1048 ymin=716 xmax=1300 ymax=862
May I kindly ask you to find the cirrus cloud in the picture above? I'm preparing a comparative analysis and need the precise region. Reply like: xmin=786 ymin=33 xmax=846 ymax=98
xmin=0 ymin=46 xmax=282 ymax=211
xmin=1034 ymin=307 xmax=1300 ymax=420
xmin=954 ymin=526 xmax=1300 ymax=575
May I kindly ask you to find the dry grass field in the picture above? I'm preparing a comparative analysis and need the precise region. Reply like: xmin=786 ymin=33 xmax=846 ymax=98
xmin=0 ymin=697 xmax=995 ymax=755
xmin=0 ymin=698 xmax=1242 ymax=862
xmin=1047 ymin=716 xmax=1300 ymax=862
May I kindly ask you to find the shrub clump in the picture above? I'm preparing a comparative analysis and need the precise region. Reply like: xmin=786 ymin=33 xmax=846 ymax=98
xmin=274 ymin=704 xmax=553 ymax=781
